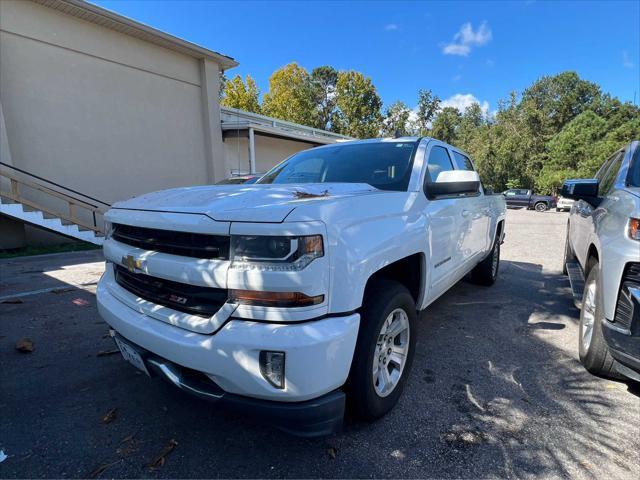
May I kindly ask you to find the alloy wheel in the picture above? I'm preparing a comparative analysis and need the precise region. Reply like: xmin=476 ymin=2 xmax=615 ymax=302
xmin=373 ymin=308 xmax=410 ymax=398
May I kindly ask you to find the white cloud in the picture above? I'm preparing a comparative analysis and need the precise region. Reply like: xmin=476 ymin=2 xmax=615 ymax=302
xmin=441 ymin=21 xmax=492 ymax=56
xmin=623 ymin=51 xmax=635 ymax=69
xmin=441 ymin=93 xmax=490 ymax=117
xmin=384 ymin=23 xmax=399 ymax=31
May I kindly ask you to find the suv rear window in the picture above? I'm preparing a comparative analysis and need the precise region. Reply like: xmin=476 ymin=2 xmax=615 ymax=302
xmin=629 ymin=145 xmax=640 ymax=187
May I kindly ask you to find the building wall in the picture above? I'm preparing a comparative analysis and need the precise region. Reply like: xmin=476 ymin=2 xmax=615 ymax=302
xmin=223 ymin=134 xmax=317 ymax=176
xmin=0 ymin=0 xmax=225 ymax=248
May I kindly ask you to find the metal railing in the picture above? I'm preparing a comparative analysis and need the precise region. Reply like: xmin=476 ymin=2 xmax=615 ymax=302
xmin=220 ymin=107 xmax=352 ymax=142
xmin=0 ymin=162 xmax=110 ymax=234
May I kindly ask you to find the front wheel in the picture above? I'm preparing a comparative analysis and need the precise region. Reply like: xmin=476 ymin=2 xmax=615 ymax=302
xmin=348 ymin=279 xmax=417 ymax=420
xmin=534 ymin=202 xmax=548 ymax=212
xmin=578 ymin=262 xmax=620 ymax=378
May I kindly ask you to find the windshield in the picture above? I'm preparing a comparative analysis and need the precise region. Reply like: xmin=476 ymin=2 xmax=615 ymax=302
xmin=257 ymin=141 xmax=419 ymax=192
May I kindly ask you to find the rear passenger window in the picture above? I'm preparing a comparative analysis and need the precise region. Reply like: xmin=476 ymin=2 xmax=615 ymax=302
xmin=452 ymin=151 xmax=475 ymax=171
xmin=599 ymin=151 xmax=624 ymax=196
xmin=425 ymin=146 xmax=454 ymax=183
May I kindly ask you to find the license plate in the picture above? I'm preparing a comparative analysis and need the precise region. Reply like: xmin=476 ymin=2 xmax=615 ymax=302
xmin=114 ymin=336 xmax=149 ymax=376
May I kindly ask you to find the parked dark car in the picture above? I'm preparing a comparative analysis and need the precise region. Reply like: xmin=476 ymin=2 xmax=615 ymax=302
xmin=502 ymin=189 xmax=557 ymax=212
xmin=562 ymin=140 xmax=640 ymax=382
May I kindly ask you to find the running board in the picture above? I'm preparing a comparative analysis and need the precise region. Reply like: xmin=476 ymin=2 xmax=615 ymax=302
xmin=566 ymin=262 xmax=585 ymax=309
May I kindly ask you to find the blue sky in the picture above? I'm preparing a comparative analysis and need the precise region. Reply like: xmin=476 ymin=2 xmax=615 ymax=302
xmin=94 ymin=0 xmax=639 ymax=115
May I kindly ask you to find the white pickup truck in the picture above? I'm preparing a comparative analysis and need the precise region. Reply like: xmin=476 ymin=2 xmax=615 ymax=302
xmin=97 ymin=137 xmax=506 ymax=436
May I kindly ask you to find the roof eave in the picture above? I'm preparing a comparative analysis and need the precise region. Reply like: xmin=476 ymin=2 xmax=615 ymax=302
xmin=34 ymin=0 xmax=238 ymax=69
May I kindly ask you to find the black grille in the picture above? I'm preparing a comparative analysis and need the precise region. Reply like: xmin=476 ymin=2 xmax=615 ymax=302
xmin=112 ymin=224 xmax=230 ymax=259
xmin=614 ymin=263 xmax=640 ymax=331
xmin=114 ymin=265 xmax=228 ymax=317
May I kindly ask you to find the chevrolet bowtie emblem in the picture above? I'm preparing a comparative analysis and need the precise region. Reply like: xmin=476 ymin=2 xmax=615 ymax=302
xmin=121 ymin=254 xmax=143 ymax=273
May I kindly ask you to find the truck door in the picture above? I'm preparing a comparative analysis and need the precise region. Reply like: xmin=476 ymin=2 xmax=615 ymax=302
xmin=450 ymin=149 xmax=490 ymax=258
xmin=423 ymin=144 xmax=464 ymax=298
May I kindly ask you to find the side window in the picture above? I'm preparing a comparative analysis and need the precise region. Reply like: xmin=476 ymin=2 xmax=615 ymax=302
xmin=505 ymin=190 xmax=517 ymax=197
xmin=452 ymin=151 xmax=475 ymax=171
xmin=425 ymin=146 xmax=454 ymax=183
xmin=599 ymin=151 xmax=624 ymax=195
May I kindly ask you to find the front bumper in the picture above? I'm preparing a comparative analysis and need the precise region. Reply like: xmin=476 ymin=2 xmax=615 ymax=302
xmin=602 ymin=321 xmax=640 ymax=381
xmin=96 ymin=276 xmax=360 ymax=402
xmin=111 ymin=332 xmax=345 ymax=437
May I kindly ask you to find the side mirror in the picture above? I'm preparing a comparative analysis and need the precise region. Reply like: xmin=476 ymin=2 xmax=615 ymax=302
xmin=561 ymin=179 xmax=599 ymax=203
xmin=426 ymin=170 xmax=480 ymax=199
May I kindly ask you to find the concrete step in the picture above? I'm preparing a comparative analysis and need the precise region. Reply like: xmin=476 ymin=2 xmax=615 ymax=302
xmin=0 ymin=197 xmax=103 ymax=246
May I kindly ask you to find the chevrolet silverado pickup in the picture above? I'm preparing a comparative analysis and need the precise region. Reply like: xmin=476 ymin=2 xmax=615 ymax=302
xmin=562 ymin=140 xmax=640 ymax=382
xmin=97 ymin=137 xmax=507 ymax=436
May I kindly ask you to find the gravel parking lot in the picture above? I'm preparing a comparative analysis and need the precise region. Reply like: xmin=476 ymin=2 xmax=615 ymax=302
xmin=1 ymin=208 xmax=638 ymax=479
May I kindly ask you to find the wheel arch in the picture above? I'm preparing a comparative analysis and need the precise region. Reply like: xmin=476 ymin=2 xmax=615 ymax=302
xmin=361 ymin=253 xmax=426 ymax=311
xmin=585 ymin=244 xmax=600 ymax=275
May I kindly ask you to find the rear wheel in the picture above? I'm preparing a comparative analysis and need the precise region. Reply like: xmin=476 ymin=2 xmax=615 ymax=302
xmin=578 ymin=261 xmax=620 ymax=378
xmin=534 ymin=202 xmax=548 ymax=212
xmin=349 ymin=279 xmax=417 ymax=420
xmin=470 ymin=236 xmax=500 ymax=286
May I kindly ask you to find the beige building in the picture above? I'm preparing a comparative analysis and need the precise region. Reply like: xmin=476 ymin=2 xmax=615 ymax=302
xmin=0 ymin=0 xmax=347 ymax=249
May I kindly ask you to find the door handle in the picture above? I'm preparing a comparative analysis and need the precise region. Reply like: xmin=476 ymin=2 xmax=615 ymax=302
xmin=461 ymin=210 xmax=471 ymax=217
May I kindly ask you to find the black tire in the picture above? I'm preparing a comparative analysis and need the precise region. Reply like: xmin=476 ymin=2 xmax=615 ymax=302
xmin=470 ymin=236 xmax=500 ymax=286
xmin=562 ymin=226 xmax=575 ymax=275
xmin=534 ymin=202 xmax=548 ymax=212
xmin=348 ymin=278 xmax=417 ymax=421
xmin=578 ymin=261 xmax=620 ymax=378
xmin=556 ymin=208 xmax=561 ymax=212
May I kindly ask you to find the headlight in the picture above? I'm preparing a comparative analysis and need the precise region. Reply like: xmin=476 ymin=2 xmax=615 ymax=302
xmin=104 ymin=221 xmax=113 ymax=240
xmin=230 ymin=235 xmax=324 ymax=271
xmin=628 ymin=218 xmax=640 ymax=241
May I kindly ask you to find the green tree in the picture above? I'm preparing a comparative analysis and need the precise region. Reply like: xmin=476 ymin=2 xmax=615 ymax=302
xmin=310 ymin=66 xmax=338 ymax=130
xmin=415 ymin=89 xmax=441 ymax=135
xmin=221 ymin=74 xmax=261 ymax=113
xmin=334 ymin=71 xmax=383 ymax=138
xmin=382 ymin=101 xmax=412 ymax=137
xmin=262 ymin=63 xmax=316 ymax=125
xmin=431 ymin=107 xmax=461 ymax=144
xmin=521 ymin=71 xmax=602 ymax=134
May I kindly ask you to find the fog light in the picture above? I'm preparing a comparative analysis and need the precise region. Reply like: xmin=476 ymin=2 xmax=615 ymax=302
xmin=259 ymin=351 xmax=285 ymax=389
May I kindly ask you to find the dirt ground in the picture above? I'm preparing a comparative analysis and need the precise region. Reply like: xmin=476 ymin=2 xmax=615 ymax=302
xmin=1 ymin=208 xmax=638 ymax=479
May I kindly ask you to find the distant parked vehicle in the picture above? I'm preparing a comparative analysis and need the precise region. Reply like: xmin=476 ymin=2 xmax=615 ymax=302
xmin=562 ymin=140 xmax=640 ymax=382
xmin=502 ymin=189 xmax=557 ymax=212
xmin=556 ymin=196 xmax=575 ymax=212
xmin=216 ymin=174 xmax=262 ymax=185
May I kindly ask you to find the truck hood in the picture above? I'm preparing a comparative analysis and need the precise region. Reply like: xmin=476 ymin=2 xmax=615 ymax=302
xmin=112 ymin=183 xmax=380 ymax=223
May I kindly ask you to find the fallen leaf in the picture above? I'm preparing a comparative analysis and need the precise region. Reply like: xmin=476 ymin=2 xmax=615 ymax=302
xmin=1 ymin=298 xmax=23 ymax=304
xmin=149 ymin=439 xmax=178 ymax=469
xmin=51 ymin=288 xmax=73 ymax=295
xmin=88 ymin=460 xmax=118 ymax=479
xmin=293 ymin=189 xmax=330 ymax=199
xmin=16 ymin=338 xmax=34 ymax=353
xmin=72 ymin=298 xmax=90 ymax=307
xmin=97 ymin=349 xmax=120 ymax=357
xmin=327 ymin=447 xmax=337 ymax=459
xmin=102 ymin=408 xmax=118 ymax=424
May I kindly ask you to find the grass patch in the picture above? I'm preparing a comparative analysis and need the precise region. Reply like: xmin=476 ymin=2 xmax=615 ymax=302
xmin=0 ymin=242 xmax=100 ymax=259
